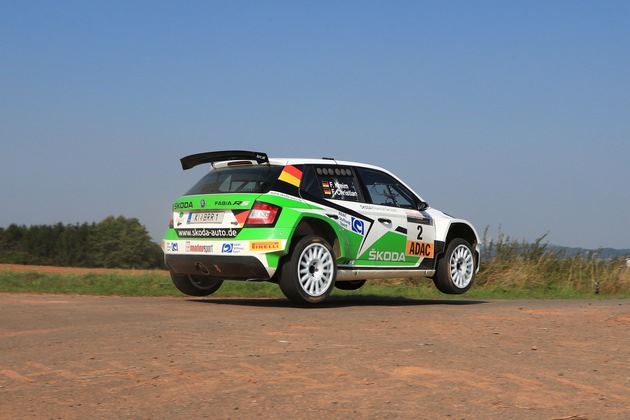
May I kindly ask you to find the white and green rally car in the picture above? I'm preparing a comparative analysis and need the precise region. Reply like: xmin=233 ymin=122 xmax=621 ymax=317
xmin=162 ymin=150 xmax=480 ymax=305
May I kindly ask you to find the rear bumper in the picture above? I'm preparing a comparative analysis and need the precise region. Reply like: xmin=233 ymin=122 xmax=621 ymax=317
xmin=164 ymin=254 xmax=271 ymax=280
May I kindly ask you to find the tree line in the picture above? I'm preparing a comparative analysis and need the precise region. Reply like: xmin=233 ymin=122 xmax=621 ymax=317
xmin=0 ymin=216 xmax=164 ymax=269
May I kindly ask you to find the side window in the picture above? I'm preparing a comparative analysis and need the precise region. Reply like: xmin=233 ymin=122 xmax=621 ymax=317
xmin=299 ymin=166 xmax=323 ymax=199
xmin=312 ymin=166 xmax=362 ymax=202
xmin=356 ymin=168 xmax=416 ymax=209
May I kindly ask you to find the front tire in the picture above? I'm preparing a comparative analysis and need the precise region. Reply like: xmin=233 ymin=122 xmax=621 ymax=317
xmin=433 ymin=238 xmax=475 ymax=294
xmin=279 ymin=235 xmax=337 ymax=305
xmin=170 ymin=273 xmax=223 ymax=297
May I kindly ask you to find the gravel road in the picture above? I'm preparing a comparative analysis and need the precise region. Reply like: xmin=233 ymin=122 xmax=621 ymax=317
xmin=1 ymin=293 xmax=628 ymax=419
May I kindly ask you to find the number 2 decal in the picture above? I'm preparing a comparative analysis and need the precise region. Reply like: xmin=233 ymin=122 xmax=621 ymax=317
xmin=416 ymin=225 xmax=423 ymax=240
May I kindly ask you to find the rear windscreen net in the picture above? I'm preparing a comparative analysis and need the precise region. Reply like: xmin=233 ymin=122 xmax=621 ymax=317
xmin=185 ymin=165 xmax=283 ymax=195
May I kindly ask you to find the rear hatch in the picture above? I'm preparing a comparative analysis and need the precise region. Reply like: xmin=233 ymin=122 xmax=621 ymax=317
xmin=171 ymin=163 xmax=284 ymax=240
xmin=172 ymin=194 xmax=260 ymax=239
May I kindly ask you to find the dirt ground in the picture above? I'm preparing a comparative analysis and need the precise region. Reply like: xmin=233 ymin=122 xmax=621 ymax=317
xmin=0 ymin=289 xmax=628 ymax=420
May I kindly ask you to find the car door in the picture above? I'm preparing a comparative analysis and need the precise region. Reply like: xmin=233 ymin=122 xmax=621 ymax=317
xmin=354 ymin=167 xmax=436 ymax=269
xmin=300 ymin=164 xmax=376 ymax=267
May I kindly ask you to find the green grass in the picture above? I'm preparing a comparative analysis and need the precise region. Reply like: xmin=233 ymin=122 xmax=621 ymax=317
xmin=1 ymin=269 xmax=628 ymax=300
xmin=2 ymin=229 xmax=629 ymax=300
xmin=0 ymin=271 xmax=175 ymax=296
xmin=2 ymin=223 xmax=629 ymax=300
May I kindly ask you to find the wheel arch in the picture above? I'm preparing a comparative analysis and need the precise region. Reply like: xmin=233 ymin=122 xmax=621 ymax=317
xmin=444 ymin=222 xmax=480 ymax=271
xmin=289 ymin=216 xmax=343 ymax=259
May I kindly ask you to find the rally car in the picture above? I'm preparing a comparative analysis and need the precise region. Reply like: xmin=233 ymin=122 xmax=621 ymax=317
xmin=162 ymin=150 xmax=480 ymax=305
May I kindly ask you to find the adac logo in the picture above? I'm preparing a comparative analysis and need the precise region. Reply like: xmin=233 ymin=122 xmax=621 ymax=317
xmin=406 ymin=241 xmax=434 ymax=258
xmin=351 ymin=217 xmax=365 ymax=235
xmin=222 ymin=243 xmax=233 ymax=253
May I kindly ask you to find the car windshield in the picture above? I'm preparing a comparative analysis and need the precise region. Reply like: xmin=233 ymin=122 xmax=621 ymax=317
xmin=185 ymin=165 xmax=283 ymax=195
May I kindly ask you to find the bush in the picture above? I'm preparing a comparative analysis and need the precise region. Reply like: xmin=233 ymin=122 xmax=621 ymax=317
xmin=477 ymin=226 xmax=630 ymax=295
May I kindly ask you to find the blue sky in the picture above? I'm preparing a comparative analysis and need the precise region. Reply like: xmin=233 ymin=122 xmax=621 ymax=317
xmin=1 ymin=1 xmax=629 ymax=249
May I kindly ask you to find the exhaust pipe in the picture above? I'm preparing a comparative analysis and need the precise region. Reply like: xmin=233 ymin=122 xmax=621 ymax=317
xmin=194 ymin=262 xmax=210 ymax=275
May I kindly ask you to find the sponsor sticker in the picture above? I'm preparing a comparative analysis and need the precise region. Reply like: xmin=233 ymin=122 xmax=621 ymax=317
xmin=368 ymin=249 xmax=406 ymax=261
xmin=214 ymin=200 xmax=250 ymax=206
xmin=406 ymin=241 xmax=434 ymax=258
xmin=351 ymin=217 xmax=365 ymax=235
xmin=174 ymin=201 xmax=194 ymax=210
xmin=164 ymin=242 xmax=179 ymax=252
xmin=185 ymin=242 xmax=214 ymax=253
xmin=220 ymin=243 xmax=245 ymax=254
xmin=338 ymin=213 xmax=367 ymax=236
xmin=249 ymin=240 xmax=282 ymax=251
xmin=337 ymin=212 xmax=350 ymax=230
xmin=177 ymin=228 xmax=240 ymax=238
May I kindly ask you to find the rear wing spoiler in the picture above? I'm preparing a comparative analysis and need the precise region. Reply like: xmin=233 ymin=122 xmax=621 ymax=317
xmin=180 ymin=150 xmax=269 ymax=170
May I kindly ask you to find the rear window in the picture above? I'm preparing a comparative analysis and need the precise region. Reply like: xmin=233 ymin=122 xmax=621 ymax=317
xmin=185 ymin=165 xmax=283 ymax=195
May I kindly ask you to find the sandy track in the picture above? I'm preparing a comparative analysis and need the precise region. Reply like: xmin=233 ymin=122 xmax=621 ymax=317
xmin=1 ymin=292 xmax=628 ymax=419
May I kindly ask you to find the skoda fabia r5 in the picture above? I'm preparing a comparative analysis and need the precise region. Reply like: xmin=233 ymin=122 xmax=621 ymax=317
xmin=162 ymin=150 xmax=480 ymax=305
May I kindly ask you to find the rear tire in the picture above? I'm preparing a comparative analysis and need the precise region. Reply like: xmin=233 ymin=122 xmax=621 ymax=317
xmin=279 ymin=235 xmax=336 ymax=305
xmin=170 ymin=273 xmax=223 ymax=297
xmin=433 ymin=238 xmax=475 ymax=294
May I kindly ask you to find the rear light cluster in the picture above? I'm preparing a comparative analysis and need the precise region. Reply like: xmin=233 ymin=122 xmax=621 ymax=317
xmin=244 ymin=202 xmax=281 ymax=226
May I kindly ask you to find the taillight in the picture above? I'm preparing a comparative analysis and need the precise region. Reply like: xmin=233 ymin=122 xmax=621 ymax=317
xmin=169 ymin=218 xmax=174 ymax=229
xmin=245 ymin=202 xmax=281 ymax=226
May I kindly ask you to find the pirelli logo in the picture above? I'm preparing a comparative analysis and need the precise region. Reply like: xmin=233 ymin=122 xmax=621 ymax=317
xmin=406 ymin=241 xmax=434 ymax=258
xmin=249 ymin=240 xmax=282 ymax=251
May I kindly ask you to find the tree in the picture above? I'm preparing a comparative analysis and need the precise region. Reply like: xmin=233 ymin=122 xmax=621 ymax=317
xmin=0 ymin=224 xmax=30 ymax=264
xmin=55 ymin=223 xmax=92 ymax=267
xmin=0 ymin=217 xmax=164 ymax=269
xmin=89 ymin=216 xmax=163 ymax=269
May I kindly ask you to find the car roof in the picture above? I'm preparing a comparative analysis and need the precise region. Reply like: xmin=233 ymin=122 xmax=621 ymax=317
xmin=180 ymin=150 xmax=400 ymax=181
xmin=268 ymin=157 xmax=388 ymax=173
xmin=183 ymin=151 xmax=426 ymax=203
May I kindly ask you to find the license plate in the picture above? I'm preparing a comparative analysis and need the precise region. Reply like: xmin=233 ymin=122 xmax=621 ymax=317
xmin=189 ymin=211 xmax=224 ymax=224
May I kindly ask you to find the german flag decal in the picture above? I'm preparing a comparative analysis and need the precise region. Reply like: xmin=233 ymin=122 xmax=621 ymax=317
xmin=321 ymin=181 xmax=332 ymax=196
xmin=278 ymin=165 xmax=303 ymax=187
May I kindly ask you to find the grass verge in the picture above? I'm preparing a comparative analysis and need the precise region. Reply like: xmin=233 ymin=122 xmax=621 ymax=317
xmin=1 ymin=269 xmax=628 ymax=300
